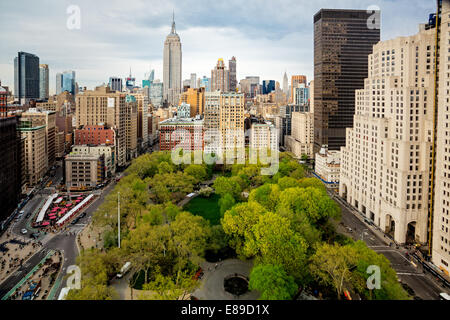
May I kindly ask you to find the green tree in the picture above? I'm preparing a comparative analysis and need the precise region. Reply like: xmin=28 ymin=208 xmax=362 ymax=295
xmin=249 ymin=264 xmax=298 ymax=300
xmin=140 ymin=269 xmax=199 ymax=300
xmin=277 ymin=177 xmax=298 ymax=191
xmin=248 ymin=184 xmax=280 ymax=212
xmin=277 ymin=187 xmax=340 ymax=225
xmin=349 ymin=241 xmax=410 ymax=300
xmin=213 ymin=176 xmax=242 ymax=200
xmin=249 ymin=212 xmax=308 ymax=278
xmin=309 ymin=243 xmax=358 ymax=300
xmin=219 ymin=193 xmax=236 ymax=216
xmin=185 ymin=164 xmax=208 ymax=183
xmin=221 ymin=202 xmax=267 ymax=257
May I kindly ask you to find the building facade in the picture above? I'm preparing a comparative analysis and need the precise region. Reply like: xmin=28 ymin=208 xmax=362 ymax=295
xmin=75 ymin=86 xmax=127 ymax=166
xmin=14 ymin=52 xmax=40 ymax=104
xmin=39 ymin=64 xmax=49 ymax=100
xmin=21 ymin=109 xmax=56 ymax=167
xmin=432 ymin=0 xmax=450 ymax=275
xmin=0 ymin=117 xmax=22 ymax=223
xmin=339 ymin=23 xmax=435 ymax=245
xmin=159 ymin=117 xmax=204 ymax=151
xmin=250 ymin=121 xmax=278 ymax=152
xmin=314 ymin=9 xmax=380 ymax=152
xmin=315 ymin=146 xmax=340 ymax=187
xmin=179 ymin=88 xmax=204 ymax=117
xmin=285 ymin=111 xmax=314 ymax=158
xmin=211 ymin=59 xmax=229 ymax=92
xmin=229 ymin=57 xmax=237 ymax=92
xmin=65 ymin=153 xmax=105 ymax=190
xmin=163 ymin=15 xmax=182 ymax=105
xmin=109 ymin=77 xmax=123 ymax=92
xmin=19 ymin=121 xmax=47 ymax=186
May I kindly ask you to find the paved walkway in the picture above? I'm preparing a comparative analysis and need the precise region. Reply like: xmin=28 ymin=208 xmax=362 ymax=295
xmin=192 ymin=259 xmax=260 ymax=300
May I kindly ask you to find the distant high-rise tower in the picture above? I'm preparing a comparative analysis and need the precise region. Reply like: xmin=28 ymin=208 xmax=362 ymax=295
xmin=229 ymin=57 xmax=237 ymax=92
xmin=190 ymin=73 xmax=197 ymax=89
xmin=14 ymin=52 xmax=40 ymax=104
xmin=39 ymin=64 xmax=49 ymax=100
xmin=109 ymin=77 xmax=123 ymax=92
xmin=290 ymin=75 xmax=307 ymax=103
xmin=283 ymin=72 xmax=288 ymax=96
xmin=262 ymin=80 xmax=276 ymax=95
xmin=313 ymin=9 xmax=380 ymax=152
xmin=211 ymin=59 xmax=229 ymax=92
xmin=125 ymin=69 xmax=136 ymax=91
xmin=56 ymin=71 xmax=76 ymax=95
xmin=163 ymin=12 xmax=182 ymax=105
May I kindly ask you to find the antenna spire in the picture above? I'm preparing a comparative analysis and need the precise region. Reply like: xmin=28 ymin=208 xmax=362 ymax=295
xmin=171 ymin=10 xmax=176 ymax=34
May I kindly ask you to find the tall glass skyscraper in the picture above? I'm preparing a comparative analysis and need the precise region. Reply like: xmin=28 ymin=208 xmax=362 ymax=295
xmin=313 ymin=9 xmax=380 ymax=151
xmin=262 ymin=80 xmax=275 ymax=94
xmin=56 ymin=71 xmax=76 ymax=95
xmin=14 ymin=52 xmax=40 ymax=103
xmin=200 ymin=76 xmax=211 ymax=92
xmin=39 ymin=64 xmax=49 ymax=100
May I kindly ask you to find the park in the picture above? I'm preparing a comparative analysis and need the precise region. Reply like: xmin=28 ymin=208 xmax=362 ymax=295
xmin=66 ymin=151 xmax=411 ymax=301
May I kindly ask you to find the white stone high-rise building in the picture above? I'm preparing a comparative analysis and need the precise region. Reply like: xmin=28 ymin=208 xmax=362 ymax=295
xmin=339 ymin=23 xmax=435 ymax=245
xmin=163 ymin=13 xmax=182 ymax=106
xmin=432 ymin=0 xmax=450 ymax=275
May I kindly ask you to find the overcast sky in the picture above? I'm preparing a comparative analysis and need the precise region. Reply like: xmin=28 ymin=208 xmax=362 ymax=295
xmin=0 ymin=0 xmax=435 ymax=95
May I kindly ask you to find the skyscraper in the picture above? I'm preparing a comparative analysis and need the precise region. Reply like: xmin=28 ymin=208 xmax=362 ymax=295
xmin=229 ymin=56 xmax=237 ymax=92
xmin=211 ymin=58 xmax=229 ymax=92
xmin=56 ymin=71 xmax=76 ymax=95
xmin=0 ymin=116 xmax=22 ymax=225
xmin=125 ymin=69 xmax=136 ymax=92
xmin=313 ymin=9 xmax=380 ymax=152
xmin=163 ymin=13 xmax=182 ymax=105
xmin=190 ymin=73 xmax=197 ymax=89
xmin=262 ymin=80 xmax=276 ymax=95
xmin=109 ymin=77 xmax=123 ymax=92
xmin=283 ymin=72 xmax=289 ymax=96
xmin=14 ymin=52 xmax=40 ymax=104
xmin=431 ymin=0 xmax=450 ymax=274
xmin=290 ymin=75 xmax=307 ymax=103
xmin=56 ymin=73 xmax=63 ymax=95
xmin=340 ymin=17 xmax=434 ymax=245
xmin=39 ymin=64 xmax=49 ymax=100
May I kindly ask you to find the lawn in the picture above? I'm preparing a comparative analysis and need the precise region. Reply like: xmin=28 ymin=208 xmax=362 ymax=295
xmin=184 ymin=194 xmax=221 ymax=225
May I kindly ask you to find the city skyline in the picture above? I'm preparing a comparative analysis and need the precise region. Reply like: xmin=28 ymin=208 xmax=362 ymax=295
xmin=0 ymin=0 xmax=435 ymax=94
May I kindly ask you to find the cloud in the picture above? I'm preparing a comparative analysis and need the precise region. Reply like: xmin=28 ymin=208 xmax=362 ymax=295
xmin=0 ymin=0 xmax=436 ymax=94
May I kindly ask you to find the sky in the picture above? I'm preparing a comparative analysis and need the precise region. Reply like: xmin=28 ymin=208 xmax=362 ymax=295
xmin=0 ymin=0 xmax=436 ymax=95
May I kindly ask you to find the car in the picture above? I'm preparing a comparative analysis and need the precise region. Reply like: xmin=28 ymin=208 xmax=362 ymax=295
xmin=30 ymin=233 xmax=40 ymax=239
xmin=79 ymin=212 xmax=86 ymax=219
xmin=21 ymin=229 xmax=28 ymax=235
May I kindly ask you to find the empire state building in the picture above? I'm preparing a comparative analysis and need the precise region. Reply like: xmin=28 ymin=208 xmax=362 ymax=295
xmin=163 ymin=13 xmax=182 ymax=106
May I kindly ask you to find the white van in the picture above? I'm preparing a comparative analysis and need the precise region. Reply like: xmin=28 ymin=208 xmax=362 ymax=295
xmin=117 ymin=262 xmax=131 ymax=279
xmin=439 ymin=292 xmax=450 ymax=300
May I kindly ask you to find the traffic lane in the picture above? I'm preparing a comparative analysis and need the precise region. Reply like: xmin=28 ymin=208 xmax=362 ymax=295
xmin=12 ymin=195 xmax=43 ymax=236
xmin=337 ymin=201 xmax=385 ymax=246
xmin=374 ymin=249 xmax=417 ymax=274
xmin=0 ymin=248 xmax=47 ymax=298
xmin=399 ymin=274 xmax=442 ymax=300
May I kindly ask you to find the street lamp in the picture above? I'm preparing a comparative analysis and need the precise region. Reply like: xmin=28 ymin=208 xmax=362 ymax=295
xmin=118 ymin=192 xmax=121 ymax=249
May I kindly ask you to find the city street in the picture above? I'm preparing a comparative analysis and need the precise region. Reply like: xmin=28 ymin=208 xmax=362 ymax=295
xmin=330 ymin=191 xmax=449 ymax=300
xmin=0 ymin=171 xmax=118 ymax=300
